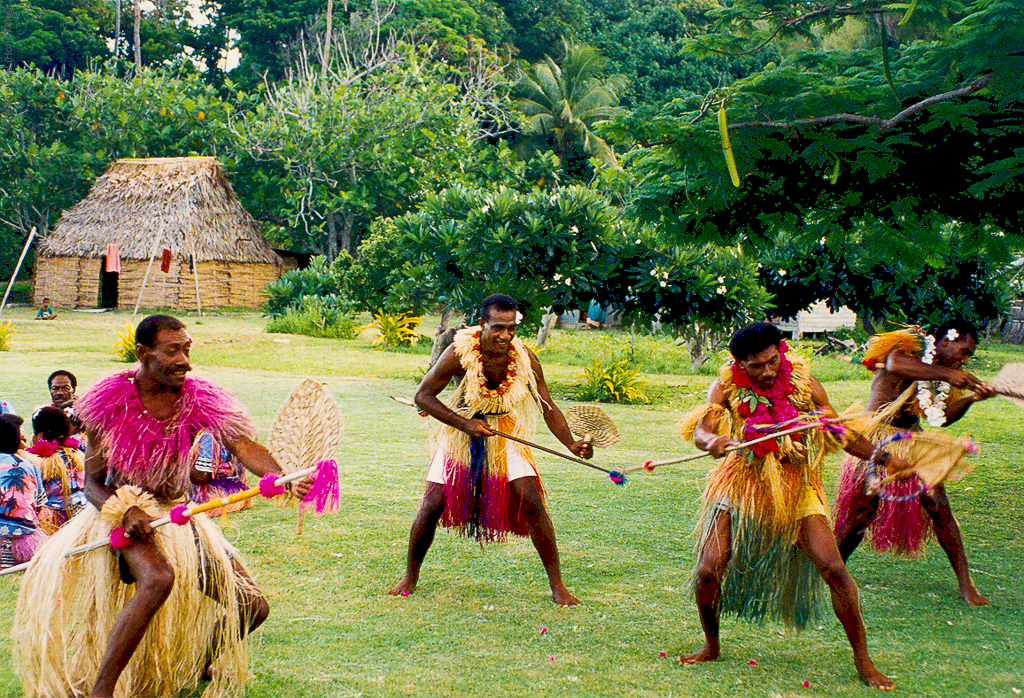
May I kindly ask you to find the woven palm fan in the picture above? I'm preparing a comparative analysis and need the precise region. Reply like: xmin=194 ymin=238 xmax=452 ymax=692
xmin=564 ymin=405 xmax=620 ymax=448
xmin=265 ymin=378 xmax=345 ymax=531
xmin=881 ymin=431 xmax=976 ymax=488
xmin=989 ymin=362 xmax=1024 ymax=408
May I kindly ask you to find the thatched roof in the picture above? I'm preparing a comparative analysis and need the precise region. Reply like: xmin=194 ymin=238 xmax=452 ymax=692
xmin=39 ymin=157 xmax=281 ymax=264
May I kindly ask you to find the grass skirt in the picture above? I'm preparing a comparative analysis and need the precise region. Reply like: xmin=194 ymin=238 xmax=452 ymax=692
xmin=691 ymin=453 xmax=826 ymax=629
xmin=439 ymin=416 xmax=541 ymax=542
xmin=13 ymin=486 xmax=252 ymax=698
xmin=834 ymin=424 xmax=930 ymax=556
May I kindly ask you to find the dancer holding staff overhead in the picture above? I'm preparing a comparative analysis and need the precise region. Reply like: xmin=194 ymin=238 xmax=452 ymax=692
xmin=834 ymin=320 xmax=995 ymax=605
xmin=389 ymin=294 xmax=593 ymax=606
xmin=679 ymin=322 xmax=911 ymax=690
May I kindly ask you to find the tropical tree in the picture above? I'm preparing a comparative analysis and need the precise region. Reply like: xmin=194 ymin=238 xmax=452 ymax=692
xmin=613 ymin=0 xmax=1023 ymax=324
xmin=513 ymin=41 xmax=627 ymax=177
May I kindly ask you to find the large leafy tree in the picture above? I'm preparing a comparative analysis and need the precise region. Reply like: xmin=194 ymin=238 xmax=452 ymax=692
xmin=615 ymin=0 xmax=1023 ymax=322
xmin=1 ymin=0 xmax=112 ymax=75
xmin=513 ymin=42 xmax=627 ymax=177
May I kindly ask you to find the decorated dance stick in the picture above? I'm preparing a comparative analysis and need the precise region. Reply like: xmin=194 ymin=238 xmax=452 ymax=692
xmin=0 ymin=461 xmax=339 ymax=577
xmin=390 ymin=396 xmax=628 ymax=485
xmin=631 ymin=415 xmax=854 ymax=473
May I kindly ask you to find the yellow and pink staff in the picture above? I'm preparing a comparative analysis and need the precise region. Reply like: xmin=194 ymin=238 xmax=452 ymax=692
xmin=0 ymin=459 xmax=339 ymax=577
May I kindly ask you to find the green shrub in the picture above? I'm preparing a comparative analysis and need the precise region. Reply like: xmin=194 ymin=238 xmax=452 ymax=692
xmin=115 ymin=322 xmax=137 ymax=362
xmin=262 ymin=257 xmax=340 ymax=318
xmin=0 ymin=321 xmax=15 ymax=351
xmin=357 ymin=312 xmax=422 ymax=348
xmin=574 ymin=356 xmax=648 ymax=404
xmin=265 ymin=295 xmax=356 ymax=339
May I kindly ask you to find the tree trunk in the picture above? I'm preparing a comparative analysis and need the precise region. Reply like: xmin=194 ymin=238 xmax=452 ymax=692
xmin=536 ymin=310 xmax=558 ymax=348
xmin=133 ymin=0 xmax=142 ymax=73
xmin=430 ymin=308 xmax=458 ymax=367
xmin=114 ymin=0 xmax=121 ymax=59
xmin=339 ymin=211 xmax=354 ymax=255
xmin=326 ymin=210 xmax=339 ymax=261
xmin=322 ymin=0 xmax=334 ymax=78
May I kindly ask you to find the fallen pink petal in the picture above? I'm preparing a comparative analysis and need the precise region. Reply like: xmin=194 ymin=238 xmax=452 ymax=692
xmin=540 ymin=627 xmax=547 ymax=634
xmin=659 ymin=651 xmax=667 ymax=658
xmin=803 ymin=681 xmax=810 ymax=688
xmin=749 ymin=660 xmax=758 ymax=667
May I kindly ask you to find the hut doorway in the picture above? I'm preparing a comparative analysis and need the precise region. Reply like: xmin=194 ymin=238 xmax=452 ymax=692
xmin=99 ymin=256 xmax=119 ymax=308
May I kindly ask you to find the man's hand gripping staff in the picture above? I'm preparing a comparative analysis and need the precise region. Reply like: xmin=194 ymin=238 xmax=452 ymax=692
xmin=0 ymin=460 xmax=340 ymax=576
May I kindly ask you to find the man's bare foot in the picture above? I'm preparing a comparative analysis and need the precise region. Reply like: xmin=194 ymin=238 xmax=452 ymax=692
xmin=856 ymin=661 xmax=895 ymax=690
xmin=552 ymin=587 xmax=581 ymax=606
xmin=388 ymin=576 xmax=417 ymax=597
xmin=962 ymin=586 xmax=989 ymax=606
xmin=677 ymin=644 xmax=719 ymax=665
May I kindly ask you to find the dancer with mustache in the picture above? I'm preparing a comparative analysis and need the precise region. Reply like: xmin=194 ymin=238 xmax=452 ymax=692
xmin=679 ymin=323 xmax=910 ymax=689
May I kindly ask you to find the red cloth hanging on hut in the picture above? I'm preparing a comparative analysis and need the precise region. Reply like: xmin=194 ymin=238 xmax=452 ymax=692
xmin=105 ymin=244 xmax=121 ymax=273
xmin=160 ymin=248 xmax=172 ymax=273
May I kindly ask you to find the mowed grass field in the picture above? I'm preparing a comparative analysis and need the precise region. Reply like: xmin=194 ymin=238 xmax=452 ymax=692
xmin=0 ymin=308 xmax=1021 ymax=698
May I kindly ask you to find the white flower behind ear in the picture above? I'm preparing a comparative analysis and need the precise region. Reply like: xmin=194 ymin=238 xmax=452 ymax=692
xmin=516 ymin=311 xmax=523 ymax=324
xmin=945 ymin=329 xmax=960 ymax=342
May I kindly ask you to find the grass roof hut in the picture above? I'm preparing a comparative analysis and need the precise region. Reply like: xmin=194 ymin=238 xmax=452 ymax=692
xmin=33 ymin=157 xmax=288 ymax=311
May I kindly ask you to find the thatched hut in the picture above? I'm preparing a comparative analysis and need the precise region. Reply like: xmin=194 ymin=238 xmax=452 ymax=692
xmin=33 ymin=157 xmax=289 ymax=310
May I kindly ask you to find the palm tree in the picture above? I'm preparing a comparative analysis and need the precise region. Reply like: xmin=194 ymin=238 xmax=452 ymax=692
xmin=514 ymin=41 xmax=628 ymax=173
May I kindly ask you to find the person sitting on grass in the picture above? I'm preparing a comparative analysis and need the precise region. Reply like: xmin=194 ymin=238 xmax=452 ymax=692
xmin=0 ymin=414 xmax=49 ymax=569
xmin=35 ymin=297 xmax=57 ymax=320
xmin=26 ymin=406 xmax=86 ymax=533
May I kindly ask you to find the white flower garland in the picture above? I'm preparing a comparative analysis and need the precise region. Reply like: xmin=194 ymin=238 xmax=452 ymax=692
xmin=917 ymin=334 xmax=950 ymax=426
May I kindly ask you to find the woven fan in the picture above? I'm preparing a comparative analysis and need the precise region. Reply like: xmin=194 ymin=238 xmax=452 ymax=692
xmin=564 ymin=405 xmax=620 ymax=448
xmin=265 ymin=379 xmax=345 ymax=530
xmin=881 ymin=431 xmax=976 ymax=488
xmin=989 ymin=363 xmax=1024 ymax=408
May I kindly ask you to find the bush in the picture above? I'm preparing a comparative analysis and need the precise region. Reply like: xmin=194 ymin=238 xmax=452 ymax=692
xmin=0 ymin=322 xmax=15 ymax=351
xmin=265 ymin=294 xmax=356 ymax=339
xmin=574 ymin=356 xmax=648 ymax=404
xmin=357 ymin=312 xmax=422 ymax=348
xmin=115 ymin=322 xmax=136 ymax=362
xmin=262 ymin=257 xmax=340 ymax=318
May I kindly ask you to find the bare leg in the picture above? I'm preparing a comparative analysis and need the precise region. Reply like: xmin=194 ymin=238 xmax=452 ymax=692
xmin=509 ymin=476 xmax=579 ymax=606
xmin=835 ymin=487 xmax=880 ymax=562
xmin=679 ymin=508 xmax=730 ymax=665
xmin=89 ymin=542 xmax=175 ymax=698
xmin=919 ymin=485 xmax=988 ymax=606
xmin=798 ymin=515 xmax=894 ymax=690
xmin=388 ymin=483 xmax=445 ymax=597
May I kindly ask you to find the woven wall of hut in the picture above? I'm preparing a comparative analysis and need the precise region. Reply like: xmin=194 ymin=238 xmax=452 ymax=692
xmin=32 ymin=256 xmax=102 ymax=309
xmin=34 ymin=256 xmax=281 ymax=310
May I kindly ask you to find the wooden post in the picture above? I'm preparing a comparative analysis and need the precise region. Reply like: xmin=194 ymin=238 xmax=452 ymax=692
xmin=0 ymin=227 xmax=37 ymax=319
xmin=188 ymin=206 xmax=203 ymax=318
xmin=133 ymin=237 xmax=160 ymax=319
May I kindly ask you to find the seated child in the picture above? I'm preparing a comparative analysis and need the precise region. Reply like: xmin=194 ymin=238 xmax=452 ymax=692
xmin=35 ymin=297 xmax=57 ymax=320
xmin=0 ymin=414 xmax=48 ymax=568
xmin=26 ymin=406 xmax=86 ymax=533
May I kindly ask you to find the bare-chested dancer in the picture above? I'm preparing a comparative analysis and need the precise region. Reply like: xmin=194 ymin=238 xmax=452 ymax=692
xmin=834 ymin=320 xmax=995 ymax=606
xmin=680 ymin=323 xmax=911 ymax=689
xmin=388 ymin=293 xmax=592 ymax=606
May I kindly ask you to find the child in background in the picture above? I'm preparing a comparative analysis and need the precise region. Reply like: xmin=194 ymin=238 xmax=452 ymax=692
xmin=0 ymin=414 xmax=48 ymax=568
xmin=27 ymin=406 xmax=86 ymax=532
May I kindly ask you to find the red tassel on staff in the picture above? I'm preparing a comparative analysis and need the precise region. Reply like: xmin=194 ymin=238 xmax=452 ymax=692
xmin=160 ymin=248 xmax=172 ymax=273
xmin=300 ymin=459 xmax=340 ymax=516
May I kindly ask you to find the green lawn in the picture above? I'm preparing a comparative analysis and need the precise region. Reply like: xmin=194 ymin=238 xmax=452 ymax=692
xmin=0 ymin=309 xmax=1021 ymax=697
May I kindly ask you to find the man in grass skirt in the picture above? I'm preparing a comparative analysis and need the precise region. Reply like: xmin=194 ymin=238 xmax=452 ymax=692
xmin=680 ymin=323 xmax=912 ymax=689
xmin=834 ymin=320 xmax=995 ymax=605
xmin=389 ymin=294 xmax=593 ymax=606
xmin=14 ymin=314 xmax=311 ymax=698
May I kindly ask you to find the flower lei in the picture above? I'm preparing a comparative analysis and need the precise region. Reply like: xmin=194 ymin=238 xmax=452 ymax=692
xmin=472 ymin=329 xmax=518 ymax=397
xmin=917 ymin=332 xmax=951 ymax=427
xmin=730 ymin=339 xmax=799 ymax=457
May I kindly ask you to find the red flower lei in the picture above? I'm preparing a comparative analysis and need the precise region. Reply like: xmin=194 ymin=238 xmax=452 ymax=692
xmin=473 ymin=329 xmax=518 ymax=397
xmin=730 ymin=339 xmax=798 ymax=457
xmin=26 ymin=436 xmax=79 ymax=457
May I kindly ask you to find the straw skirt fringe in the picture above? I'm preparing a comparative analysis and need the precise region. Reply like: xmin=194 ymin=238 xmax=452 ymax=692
xmin=13 ymin=487 xmax=252 ymax=698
